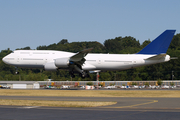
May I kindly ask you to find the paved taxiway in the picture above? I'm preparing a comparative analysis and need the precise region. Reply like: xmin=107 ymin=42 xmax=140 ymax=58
xmin=1 ymin=96 xmax=180 ymax=109
xmin=0 ymin=96 xmax=180 ymax=120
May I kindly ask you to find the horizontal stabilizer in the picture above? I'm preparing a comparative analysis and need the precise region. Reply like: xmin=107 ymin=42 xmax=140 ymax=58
xmin=145 ymin=54 xmax=166 ymax=60
xmin=137 ymin=30 xmax=176 ymax=55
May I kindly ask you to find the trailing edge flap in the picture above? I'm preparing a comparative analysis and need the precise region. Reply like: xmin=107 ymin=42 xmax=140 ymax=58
xmin=70 ymin=48 xmax=93 ymax=62
xmin=145 ymin=54 xmax=167 ymax=60
xmin=82 ymin=63 xmax=96 ymax=70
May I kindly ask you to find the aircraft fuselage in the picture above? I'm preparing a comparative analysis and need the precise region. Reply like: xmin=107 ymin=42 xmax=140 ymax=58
xmin=2 ymin=50 xmax=170 ymax=71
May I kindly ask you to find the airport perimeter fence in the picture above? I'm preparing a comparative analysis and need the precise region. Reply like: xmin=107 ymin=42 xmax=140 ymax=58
xmin=38 ymin=80 xmax=180 ymax=87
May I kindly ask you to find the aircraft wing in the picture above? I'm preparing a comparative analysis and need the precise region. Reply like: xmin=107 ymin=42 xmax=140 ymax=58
xmin=70 ymin=48 xmax=93 ymax=63
xmin=145 ymin=54 xmax=167 ymax=60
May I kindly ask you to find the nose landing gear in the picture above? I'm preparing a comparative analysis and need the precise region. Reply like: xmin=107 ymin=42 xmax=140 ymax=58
xmin=15 ymin=67 xmax=19 ymax=74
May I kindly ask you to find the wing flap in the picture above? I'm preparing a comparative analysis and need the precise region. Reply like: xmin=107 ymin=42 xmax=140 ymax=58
xmin=82 ymin=62 xmax=96 ymax=70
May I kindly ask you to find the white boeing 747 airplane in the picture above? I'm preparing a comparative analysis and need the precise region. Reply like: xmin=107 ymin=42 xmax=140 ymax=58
xmin=2 ymin=30 xmax=176 ymax=78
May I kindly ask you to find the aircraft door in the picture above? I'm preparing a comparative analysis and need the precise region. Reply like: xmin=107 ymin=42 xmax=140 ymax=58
xmin=133 ymin=60 xmax=137 ymax=67
xmin=97 ymin=58 xmax=101 ymax=64
xmin=17 ymin=56 xmax=20 ymax=62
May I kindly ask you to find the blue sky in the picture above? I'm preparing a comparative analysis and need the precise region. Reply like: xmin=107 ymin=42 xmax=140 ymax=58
xmin=0 ymin=0 xmax=180 ymax=51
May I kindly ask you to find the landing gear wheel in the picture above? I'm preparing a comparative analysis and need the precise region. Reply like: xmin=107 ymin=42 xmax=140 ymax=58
xmin=86 ymin=74 xmax=90 ymax=78
xmin=69 ymin=71 xmax=75 ymax=78
xmin=71 ymin=74 xmax=75 ymax=78
xmin=15 ymin=71 xmax=19 ymax=74
xmin=15 ymin=67 xmax=19 ymax=74
xmin=81 ymin=75 xmax=85 ymax=79
xmin=79 ymin=73 xmax=85 ymax=79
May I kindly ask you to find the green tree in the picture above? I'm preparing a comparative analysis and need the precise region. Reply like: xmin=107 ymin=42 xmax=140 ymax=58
xmin=157 ymin=79 xmax=163 ymax=86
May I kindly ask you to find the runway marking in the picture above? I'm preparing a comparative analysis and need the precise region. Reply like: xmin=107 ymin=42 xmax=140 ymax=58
xmin=104 ymin=100 xmax=158 ymax=108
xmin=18 ymin=106 xmax=40 ymax=109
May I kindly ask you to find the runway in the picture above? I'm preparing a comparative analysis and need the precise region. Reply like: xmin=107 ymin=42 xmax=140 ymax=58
xmin=0 ymin=96 xmax=180 ymax=120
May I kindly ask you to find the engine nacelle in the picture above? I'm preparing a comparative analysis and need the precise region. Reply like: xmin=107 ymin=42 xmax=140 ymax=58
xmin=44 ymin=62 xmax=57 ymax=71
xmin=55 ymin=57 xmax=70 ymax=68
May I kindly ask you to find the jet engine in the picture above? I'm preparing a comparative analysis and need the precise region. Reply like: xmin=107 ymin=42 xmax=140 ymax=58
xmin=44 ymin=62 xmax=57 ymax=71
xmin=55 ymin=57 xmax=70 ymax=68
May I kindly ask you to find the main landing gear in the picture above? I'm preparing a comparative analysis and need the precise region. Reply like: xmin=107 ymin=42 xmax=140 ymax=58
xmin=69 ymin=71 xmax=75 ymax=78
xmin=69 ymin=70 xmax=90 ymax=79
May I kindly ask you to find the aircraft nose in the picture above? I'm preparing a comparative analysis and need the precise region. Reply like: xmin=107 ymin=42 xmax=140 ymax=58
xmin=2 ymin=56 xmax=7 ymax=63
xmin=2 ymin=56 xmax=10 ymax=64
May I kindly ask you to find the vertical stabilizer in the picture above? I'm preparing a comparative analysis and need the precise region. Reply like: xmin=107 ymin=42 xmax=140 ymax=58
xmin=137 ymin=30 xmax=176 ymax=54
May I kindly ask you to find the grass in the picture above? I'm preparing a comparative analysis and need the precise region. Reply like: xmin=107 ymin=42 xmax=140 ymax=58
xmin=0 ymin=89 xmax=180 ymax=107
xmin=0 ymin=89 xmax=180 ymax=97
xmin=0 ymin=99 xmax=116 ymax=107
